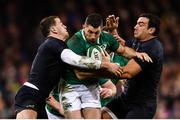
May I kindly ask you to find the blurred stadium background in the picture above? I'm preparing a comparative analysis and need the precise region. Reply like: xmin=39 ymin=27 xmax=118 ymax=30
xmin=0 ymin=0 xmax=179 ymax=118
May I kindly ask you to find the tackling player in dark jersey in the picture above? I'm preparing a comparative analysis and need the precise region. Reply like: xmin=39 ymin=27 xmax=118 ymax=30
xmin=103 ymin=13 xmax=164 ymax=119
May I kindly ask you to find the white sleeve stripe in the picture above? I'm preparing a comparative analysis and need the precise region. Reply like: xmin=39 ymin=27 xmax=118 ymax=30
xmin=61 ymin=49 xmax=101 ymax=69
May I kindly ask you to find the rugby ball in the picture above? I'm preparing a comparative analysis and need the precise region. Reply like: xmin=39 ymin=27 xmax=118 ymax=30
xmin=87 ymin=45 xmax=104 ymax=60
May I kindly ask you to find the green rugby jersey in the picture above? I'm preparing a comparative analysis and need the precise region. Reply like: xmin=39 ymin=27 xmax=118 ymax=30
xmin=64 ymin=29 xmax=120 ymax=85
xmin=100 ymin=53 xmax=128 ymax=107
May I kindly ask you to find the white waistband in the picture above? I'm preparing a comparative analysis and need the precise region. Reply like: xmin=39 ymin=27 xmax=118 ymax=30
xmin=102 ymin=107 xmax=118 ymax=119
xmin=24 ymin=82 xmax=39 ymax=90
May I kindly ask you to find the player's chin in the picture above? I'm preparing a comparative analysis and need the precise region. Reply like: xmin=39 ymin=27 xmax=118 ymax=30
xmin=65 ymin=33 xmax=69 ymax=39
xmin=134 ymin=33 xmax=138 ymax=38
xmin=89 ymin=39 xmax=97 ymax=43
xmin=134 ymin=33 xmax=140 ymax=39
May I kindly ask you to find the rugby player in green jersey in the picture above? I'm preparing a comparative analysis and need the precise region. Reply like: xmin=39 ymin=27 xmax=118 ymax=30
xmin=61 ymin=13 xmax=152 ymax=119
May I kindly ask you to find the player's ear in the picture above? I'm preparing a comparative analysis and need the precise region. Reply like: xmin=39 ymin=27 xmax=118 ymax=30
xmin=50 ymin=26 xmax=57 ymax=33
xmin=82 ymin=24 xmax=86 ymax=28
xmin=148 ymin=27 xmax=155 ymax=35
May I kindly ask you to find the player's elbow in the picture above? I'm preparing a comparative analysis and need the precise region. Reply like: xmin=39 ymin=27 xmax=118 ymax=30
xmin=74 ymin=71 xmax=86 ymax=80
xmin=121 ymin=72 xmax=134 ymax=79
xmin=74 ymin=69 xmax=94 ymax=80
xmin=126 ymin=74 xmax=133 ymax=79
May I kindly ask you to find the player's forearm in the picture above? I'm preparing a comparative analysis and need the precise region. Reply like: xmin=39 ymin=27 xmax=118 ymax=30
xmin=119 ymin=72 xmax=132 ymax=79
xmin=119 ymin=67 xmax=137 ymax=79
xmin=75 ymin=69 xmax=120 ymax=81
xmin=121 ymin=46 xmax=137 ymax=59
xmin=46 ymin=95 xmax=64 ymax=114
xmin=74 ymin=69 xmax=96 ymax=80
xmin=108 ymin=29 xmax=118 ymax=36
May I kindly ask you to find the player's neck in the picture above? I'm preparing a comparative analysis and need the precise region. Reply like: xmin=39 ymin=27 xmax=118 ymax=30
xmin=140 ymin=35 xmax=157 ymax=42
xmin=48 ymin=34 xmax=66 ymax=41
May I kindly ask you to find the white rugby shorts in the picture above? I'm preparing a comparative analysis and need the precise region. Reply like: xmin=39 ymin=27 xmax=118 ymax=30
xmin=62 ymin=84 xmax=101 ymax=111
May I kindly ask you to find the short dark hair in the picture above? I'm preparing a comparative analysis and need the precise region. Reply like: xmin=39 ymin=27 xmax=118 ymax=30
xmin=85 ymin=13 xmax=103 ymax=28
xmin=40 ymin=16 xmax=59 ymax=37
xmin=139 ymin=13 xmax=160 ymax=36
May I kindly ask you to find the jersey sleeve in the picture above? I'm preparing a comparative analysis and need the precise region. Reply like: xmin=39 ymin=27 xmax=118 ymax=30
xmin=134 ymin=58 xmax=149 ymax=70
xmin=134 ymin=47 xmax=158 ymax=70
xmin=125 ymin=39 xmax=140 ymax=51
xmin=61 ymin=49 xmax=101 ymax=69
xmin=99 ymin=78 xmax=110 ymax=86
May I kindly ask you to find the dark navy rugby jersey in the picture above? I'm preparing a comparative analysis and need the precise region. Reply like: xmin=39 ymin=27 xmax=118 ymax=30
xmin=123 ymin=37 xmax=164 ymax=103
xmin=29 ymin=37 xmax=68 ymax=98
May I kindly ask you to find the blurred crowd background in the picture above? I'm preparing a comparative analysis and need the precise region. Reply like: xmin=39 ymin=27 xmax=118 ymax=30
xmin=0 ymin=0 xmax=179 ymax=118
